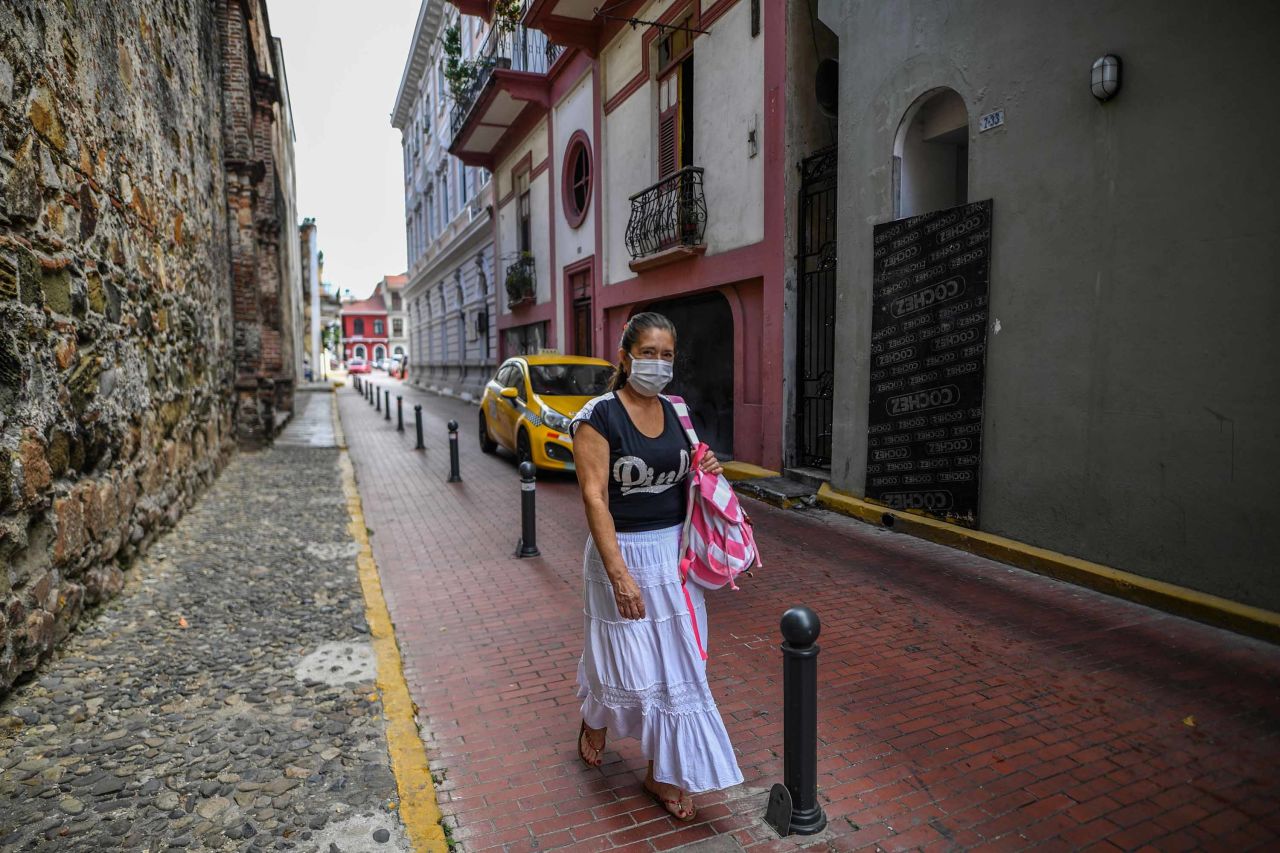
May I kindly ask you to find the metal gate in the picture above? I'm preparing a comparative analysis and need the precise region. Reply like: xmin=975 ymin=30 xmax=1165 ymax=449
xmin=794 ymin=146 xmax=838 ymax=468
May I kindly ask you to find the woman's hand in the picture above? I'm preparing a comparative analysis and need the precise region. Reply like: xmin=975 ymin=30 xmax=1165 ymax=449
xmin=698 ymin=448 xmax=723 ymax=477
xmin=612 ymin=571 xmax=646 ymax=620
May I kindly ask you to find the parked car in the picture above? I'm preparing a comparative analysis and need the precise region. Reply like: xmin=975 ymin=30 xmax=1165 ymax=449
xmin=346 ymin=357 xmax=370 ymax=374
xmin=478 ymin=354 xmax=615 ymax=471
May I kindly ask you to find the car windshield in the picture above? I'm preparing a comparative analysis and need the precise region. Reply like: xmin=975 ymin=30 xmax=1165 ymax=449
xmin=528 ymin=364 xmax=613 ymax=396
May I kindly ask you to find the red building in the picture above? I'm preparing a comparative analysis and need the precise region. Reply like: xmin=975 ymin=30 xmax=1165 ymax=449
xmin=340 ymin=294 xmax=389 ymax=364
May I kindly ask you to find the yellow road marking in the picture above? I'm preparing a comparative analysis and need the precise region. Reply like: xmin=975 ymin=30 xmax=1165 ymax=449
xmin=333 ymin=393 xmax=449 ymax=851
xmin=816 ymin=482 xmax=1280 ymax=645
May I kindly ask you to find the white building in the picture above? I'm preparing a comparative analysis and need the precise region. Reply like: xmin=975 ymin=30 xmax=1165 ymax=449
xmin=372 ymin=274 xmax=410 ymax=365
xmin=392 ymin=1 xmax=499 ymax=401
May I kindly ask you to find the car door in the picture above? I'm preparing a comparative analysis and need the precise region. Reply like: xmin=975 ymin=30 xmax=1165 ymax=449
xmin=502 ymin=362 xmax=530 ymax=445
xmin=485 ymin=363 xmax=513 ymax=448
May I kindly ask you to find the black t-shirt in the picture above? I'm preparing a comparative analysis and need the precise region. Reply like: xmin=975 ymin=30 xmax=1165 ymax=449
xmin=570 ymin=393 xmax=690 ymax=532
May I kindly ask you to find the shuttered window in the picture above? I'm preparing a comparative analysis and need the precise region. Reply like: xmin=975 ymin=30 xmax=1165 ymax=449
xmin=655 ymin=17 xmax=694 ymax=180
xmin=657 ymin=73 xmax=680 ymax=179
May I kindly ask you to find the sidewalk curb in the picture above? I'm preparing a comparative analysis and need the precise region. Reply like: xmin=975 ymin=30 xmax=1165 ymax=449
xmin=813 ymin=482 xmax=1280 ymax=645
xmin=333 ymin=395 xmax=450 ymax=851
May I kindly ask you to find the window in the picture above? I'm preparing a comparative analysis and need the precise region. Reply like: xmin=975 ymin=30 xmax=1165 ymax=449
xmin=392 ymin=292 xmax=402 ymax=311
xmin=355 ymin=345 xmax=367 ymax=359
xmin=502 ymin=363 xmax=528 ymax=401
xmin=437 ymin=59 xmax=446 ymax=107
xmin=426 ymin=188 xmax=436 ymax=239
xmin=515 ymin=171 xmax=531 ymax=254
xmin=504 ymin=322 xmax=546 ymax=356
xmin=374 ymin=319 xmax=385 ymax=336
xmin=393 ymin=318 xmax=403 ymax=337
xmin=374 ymin=345 xmax=386 ymax=362
xmin=354 ymin=318 xmax=365 ymax=336
xmin=529 ymin=363 xmax=612 ymax=396
xmin=562 ymin=132 xmax=592 ymax=227
xmin=656 ymin=18 xmax=695 ymax=179
xmin=893 ymin=88 xmax=969 ymax=218
xmin=442 ymin=172 xmax=450 ymax=222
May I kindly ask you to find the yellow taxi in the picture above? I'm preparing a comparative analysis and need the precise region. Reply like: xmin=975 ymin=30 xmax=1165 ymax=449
xmin=477 ymin=353 xmax=616 ymax=471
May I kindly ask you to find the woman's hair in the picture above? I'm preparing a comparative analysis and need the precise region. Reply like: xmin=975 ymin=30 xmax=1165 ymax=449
xmin=608 ymin=311 xmax=677 ymax=392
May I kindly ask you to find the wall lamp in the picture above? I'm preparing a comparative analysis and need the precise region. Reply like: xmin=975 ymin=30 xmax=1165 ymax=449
xmin=1091 ymin=55 xmax=1121 ymax=101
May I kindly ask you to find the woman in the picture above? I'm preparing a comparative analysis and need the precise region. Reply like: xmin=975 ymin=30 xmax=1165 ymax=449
xmin=569 ymin=312 xmax=743 ymax=822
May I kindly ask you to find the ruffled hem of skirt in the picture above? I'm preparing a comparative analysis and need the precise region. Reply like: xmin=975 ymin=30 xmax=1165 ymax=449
xmin=577 ymin=679 xmax=744 ymax=793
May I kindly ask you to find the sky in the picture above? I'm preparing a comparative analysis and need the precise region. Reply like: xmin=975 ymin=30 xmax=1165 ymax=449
xmin=269 ymin=0 xmax=422 ymax=300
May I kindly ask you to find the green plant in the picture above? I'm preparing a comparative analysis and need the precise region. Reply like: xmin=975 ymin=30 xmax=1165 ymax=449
xmin=492 ymin=0 xmax=524 ymax=32
xmin=504 ymin=253 xmax=535 ymax=304
xmin=441 ymin=23 xmax=478 ymax=102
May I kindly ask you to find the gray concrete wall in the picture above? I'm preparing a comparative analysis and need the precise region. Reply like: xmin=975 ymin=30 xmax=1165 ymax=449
xmin=822 ymin=0 xmax=1280 ymax=610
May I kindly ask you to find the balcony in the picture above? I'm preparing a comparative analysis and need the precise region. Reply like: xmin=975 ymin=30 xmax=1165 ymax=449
xmin=624 ymin=167 xmax=708 ymax=271
xmin=524 ymin=0 xmax=645 ymax=52
xmin=448 ymin=21 xmax=565 ymax=168
xmin=504 ymin=252 xmax=536 ymax=307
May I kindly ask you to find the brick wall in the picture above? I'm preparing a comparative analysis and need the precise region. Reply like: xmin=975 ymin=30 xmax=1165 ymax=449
xmin=0 ymin=0 xmax=298 ymax=694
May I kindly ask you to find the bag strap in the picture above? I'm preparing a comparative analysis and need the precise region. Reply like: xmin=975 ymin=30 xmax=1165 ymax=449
xmin=664 ymin=394 xmax=709 ymax=662
xmin=661 ymin=394 xmax=701 ymax=447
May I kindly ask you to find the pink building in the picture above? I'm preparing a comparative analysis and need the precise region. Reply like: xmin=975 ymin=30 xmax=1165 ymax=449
xmin=444 ymin=1 xmax=834 ymax=472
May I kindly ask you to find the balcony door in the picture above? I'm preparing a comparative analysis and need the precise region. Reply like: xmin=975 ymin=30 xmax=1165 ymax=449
xmin=656 ymin=19 xmax=694 ymax=180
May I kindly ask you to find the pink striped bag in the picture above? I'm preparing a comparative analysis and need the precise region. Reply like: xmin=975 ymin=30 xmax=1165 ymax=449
xmin=664 ymin=396 xmax=762 ymax=660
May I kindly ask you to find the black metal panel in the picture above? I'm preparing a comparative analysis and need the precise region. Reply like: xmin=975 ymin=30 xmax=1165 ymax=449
xmin=624 ymin=167 xmax=707 ymax=259
xmin=794 ymin=147 xmax=838 ymax=468
xmin=865 ymin=200 xmax=993 ymax=527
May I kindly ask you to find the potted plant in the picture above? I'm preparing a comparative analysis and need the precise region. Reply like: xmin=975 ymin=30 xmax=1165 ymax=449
xmin=505 ymin=252 xmax=535 ymax=306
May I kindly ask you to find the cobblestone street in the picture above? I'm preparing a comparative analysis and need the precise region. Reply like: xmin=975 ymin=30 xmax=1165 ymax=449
xmin=0 ymin=391 xmax=409 ymax=852
xmin=342 ymin=379 xmax=1280 ymax=852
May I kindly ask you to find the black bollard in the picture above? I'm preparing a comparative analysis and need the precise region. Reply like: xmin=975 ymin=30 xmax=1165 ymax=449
xmin=354 ymin=375 xmax=360 ymax=393
xmin=396 ymin=396 xmax=404 ymax=432
xmin=384 ymin=390 xmax=391 ymax=421
xmin=414 ymin=405 xmax=424 ymax=450
xmin=367 ymin=383 xmax=372 ymax=404
xmin=376 ymin=387 xmax=382 ymax=412
xmin=765 ymin=606 xmax=827 ymax=837
xmin=447 ymin=420 xmax=461 ymax=482
xmin=516 ymin=461 xmax=540 ymax=557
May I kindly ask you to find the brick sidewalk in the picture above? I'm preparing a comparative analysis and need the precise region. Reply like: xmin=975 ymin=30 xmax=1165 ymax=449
xmin=339 ymin=380 xmax=1280 ymax=852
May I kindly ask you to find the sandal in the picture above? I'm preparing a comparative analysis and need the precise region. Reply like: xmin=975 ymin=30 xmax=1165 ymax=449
xmin=644 ymin=780 xmax=697 ymax=822
xmin=577 ymin=720 xmax=606 ymax=769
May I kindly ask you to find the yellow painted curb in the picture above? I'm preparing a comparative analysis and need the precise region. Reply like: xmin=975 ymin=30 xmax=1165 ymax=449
xmin=816 ymin=482 xmax=1280 ymax=645
xmin=721 ymin=461 xmax=782 ymax=482
xmin=333 ymin=395 xmax=449 ymax=851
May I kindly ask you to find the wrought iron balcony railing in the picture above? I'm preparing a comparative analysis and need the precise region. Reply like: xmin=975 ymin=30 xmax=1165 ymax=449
xmin=504 ymin=252 xmax=536 ymax=306
xmin=624 ymin=167 xmax=707 ymax=259
xmin=450 ymin=22 xmax=562 ymax=140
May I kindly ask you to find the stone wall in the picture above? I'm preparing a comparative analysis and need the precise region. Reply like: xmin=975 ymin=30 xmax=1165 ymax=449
xmin=0 ymin=0 xmax=296 ymax=694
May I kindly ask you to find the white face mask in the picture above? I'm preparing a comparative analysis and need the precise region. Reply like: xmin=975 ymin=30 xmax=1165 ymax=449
xmin=626 ymin=358 xmax=673 ymax=396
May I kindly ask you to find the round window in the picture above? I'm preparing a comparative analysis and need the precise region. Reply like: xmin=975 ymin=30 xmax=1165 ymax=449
xmin=562 ymin=132 xmax=592 ymax=228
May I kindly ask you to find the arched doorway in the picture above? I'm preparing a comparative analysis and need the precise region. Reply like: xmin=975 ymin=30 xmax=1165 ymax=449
xmin=354 ymin=345 xmax=367 ymax=360
xmin=894 ymin=89 xmax=969 ymax=218
xmin=643 ymin=291 xmax=734 ymax=456
xmin=374 ymin=345 xmax=386 ymax=362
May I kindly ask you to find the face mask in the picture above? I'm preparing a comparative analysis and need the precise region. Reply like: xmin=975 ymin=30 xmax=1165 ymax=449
xmin=627 ymin=358 xmax=673 ymax=396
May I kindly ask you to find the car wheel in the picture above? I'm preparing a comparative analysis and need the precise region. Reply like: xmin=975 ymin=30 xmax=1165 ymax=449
xmin=478 ymin=410 xmax=497 ymax=454
xmin=516 ymin=430 xmax=533 ymax=466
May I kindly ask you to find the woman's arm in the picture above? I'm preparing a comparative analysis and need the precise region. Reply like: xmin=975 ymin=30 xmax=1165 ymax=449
xmin=574 ymin=423 xmax=646 ymax=620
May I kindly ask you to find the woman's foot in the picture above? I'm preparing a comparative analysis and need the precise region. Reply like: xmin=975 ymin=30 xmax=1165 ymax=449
xmin=643 ymin=772 xmax=696 ymax=822
xmin=578 ymin=720 xmax=606 ymax=768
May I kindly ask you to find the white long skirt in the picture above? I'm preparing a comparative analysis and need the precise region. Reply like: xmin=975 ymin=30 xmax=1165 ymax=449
xmin=576 ymin=523 xmax=744 ymax=793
